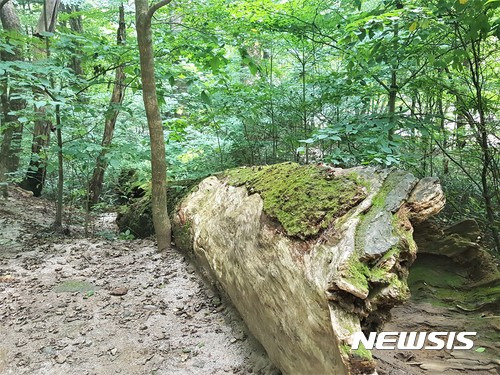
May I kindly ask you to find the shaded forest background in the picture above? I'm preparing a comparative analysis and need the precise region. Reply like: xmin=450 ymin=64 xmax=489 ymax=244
xmin=0 ymin=0 xmax=498 ymax=252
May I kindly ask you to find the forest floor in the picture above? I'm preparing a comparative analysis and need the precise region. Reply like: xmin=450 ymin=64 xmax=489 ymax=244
xmin=375 ymin=301 xmax=499 ymax=375
xmin=0 ymin=187 xmax=498 ymax=375
xmin=0 ymin=187 xmax=277 ymax=375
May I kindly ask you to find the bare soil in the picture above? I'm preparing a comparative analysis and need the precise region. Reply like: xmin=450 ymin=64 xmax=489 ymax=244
xmin=374 ymin=301 xmax=499 ymax=375
xmin=0 ymin=188 xmax=278 ymax=375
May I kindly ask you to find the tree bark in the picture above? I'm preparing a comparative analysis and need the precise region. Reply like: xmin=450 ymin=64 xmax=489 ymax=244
xmin=0 ymin=1 xmax=24 ymax=197
xmin=20 ymin=2 xmax=61 ymax=196
xmin=387 ymin=22 xmax=399 ymax=141
xmin=88 ymin=4 xmax=126 ymax=207
xmin=54 ymin=104 xmax=63 ymax=227
xmin=20 ymin=40 xmax=53 ymax=197
xmin=62 ymin=3 xmax=84 ymax=77
xmin=135 ymin=0 xmax=172 ymax=251
xmin=19 ymin=108 xmax=51 ymax=196
xmin=35 ymin=0 xmax=60 ymax=36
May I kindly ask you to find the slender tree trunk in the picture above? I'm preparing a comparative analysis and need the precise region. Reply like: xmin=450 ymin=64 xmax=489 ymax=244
xmin=387 ymin=22 xmax=399 ymax=140
xmin=62 ymin=3 xmax=84 ymax=77
xmin=388 ymin=70 xmax=397 ymax=140
xmin=301 ymin=58 xmax=308 ymax=164
xmin=437 ymin=96 xmax=449 ymax=174
xmin=54 ymin=104 xmax=63 ymax=227
xmin=20 ymin=108 xmax=51 ymax=196
xmin=475 ymin=78 xmax=499 ymax=252
xmin=0 ymin=2 xmax=25 ymax=197
xmin=135 ymin=0 xmax=172 ymax=251
xmin=269 ymin=46 xmax=277 ymax=162
xmin=88 ymin=4 xmax=126 ymax=206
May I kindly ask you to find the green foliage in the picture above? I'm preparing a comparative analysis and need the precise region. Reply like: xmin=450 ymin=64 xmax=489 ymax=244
xmin=118 ymin=229 xmax=135 ymax=240
xmin=0 ymin=0 xmax=497 ymax=251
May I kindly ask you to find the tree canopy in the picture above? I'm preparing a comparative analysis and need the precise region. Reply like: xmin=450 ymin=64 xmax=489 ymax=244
xmin=0 ymin=0 xmax=498 ymax=252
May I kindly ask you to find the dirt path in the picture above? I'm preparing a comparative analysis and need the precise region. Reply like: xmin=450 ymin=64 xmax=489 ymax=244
xmin=0 ymin=189 xmax=277 ymax=375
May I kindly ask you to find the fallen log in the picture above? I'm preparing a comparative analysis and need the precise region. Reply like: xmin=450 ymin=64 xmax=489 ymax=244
xmin=172 ymin=163 xmax=445 ymax=375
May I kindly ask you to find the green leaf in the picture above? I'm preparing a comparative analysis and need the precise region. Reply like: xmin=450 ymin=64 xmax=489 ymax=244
xmin=248 ymin=61 xmax=259 ymax=75
xmin=210 ymin=56 xmax=221 ymax=72
xmin=201 ymin=91 xmax=212 ymax=106
xmin=475 ymin=347 xmax=486 ymax=353
xmin=35 ymin=100 xmax=46 ymax=109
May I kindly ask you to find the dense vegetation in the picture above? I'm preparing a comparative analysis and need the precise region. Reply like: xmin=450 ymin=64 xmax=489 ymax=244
xmin=0 ymin=0 xmax=498 ymax=252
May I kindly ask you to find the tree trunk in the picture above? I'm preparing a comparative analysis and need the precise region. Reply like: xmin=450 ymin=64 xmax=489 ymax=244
xmin=437 ymin=95 xmax=449 ymax=174
xmin=54 ymin=104 xmax=63 ymax=227
xmin=20 ymin=2 xmax=61 ymax=196
xmin=475 ymin=88 xmax=499 ymax=253
xmin=88 ymin=4 xmax=126 ymax=207
xmin=35 ymin=0 xmax=60 ymax=36
xmin=135 ymin=0 xmax=172 ymax=251
xmin=19 ymin=108 xmax=52 ymax=196
xmin=301 ymin=58 xmax=308 ymax=164
xmin=62 ymin=3 xmax=84 ymax=77
xmin=0 ymin=2 xmax=25 ymax=197
xmin=387 ymin=69 xmax=397 ymax=140
xmin=387 ymin=22 xmax=399 ymax=140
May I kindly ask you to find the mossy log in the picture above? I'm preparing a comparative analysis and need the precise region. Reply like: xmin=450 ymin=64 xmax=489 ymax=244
xmin=172 ymin=163 xmax=445 ymax=375
xmin=116 ymin=178 xmax=201 ymax=238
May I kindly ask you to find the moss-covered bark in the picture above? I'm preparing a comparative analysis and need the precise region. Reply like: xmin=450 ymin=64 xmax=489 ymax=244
xmin=116 ymin=178 xmax=202 ymax=238
xmin=225 ymin=162 xmax=367 ymax=239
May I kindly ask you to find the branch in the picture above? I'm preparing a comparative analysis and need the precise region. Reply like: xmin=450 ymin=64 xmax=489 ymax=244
xmin=147 ymin=0 xmax=172 ymax=20
xmin=399 ymin=95 xmax=484 ymax=193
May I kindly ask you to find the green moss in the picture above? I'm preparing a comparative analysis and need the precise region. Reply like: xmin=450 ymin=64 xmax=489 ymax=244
xmin=173 ymin=220 xmax=193 ymax=251
xmin=343 ymin=255 xmax=408 ymax=299
xmin=352 ymin=343 xmax=373 ymax=360
xmin=369 ymin=266 xmax=389 ymax=282
xmin=116 ymin=178 xmax=202 ymax=238
xmin=116 ymin=194 xmax=154 ymax=238
xmin=225 ymin=163 xmax=366 ymax=238
xmin=408 ymin=255 xmax=500 ymax=310
xmin=350 ymin=170 xmax=418 ymax=301
xmin=341 ymin=342 xmax=372 ymax=360
xmin=54 ymin=280 xmax=96 ymax=293
xmin=344 ymin=257 xmax=371 ymax=295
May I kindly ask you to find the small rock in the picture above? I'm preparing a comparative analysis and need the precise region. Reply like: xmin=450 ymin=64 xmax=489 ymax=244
xmin=193 ymin=360 xmax=206 ymax=368
xmin=42 ymin=346 xmax=55 ymax=356
xmin=110 ymin=287 xmax=128 ymax=296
